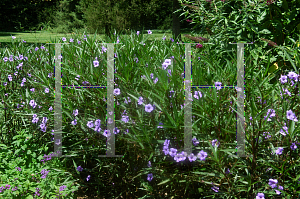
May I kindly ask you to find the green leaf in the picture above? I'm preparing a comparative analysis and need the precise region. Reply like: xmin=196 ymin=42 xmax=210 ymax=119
xmin=21 ymin=144 xmax=27 ymax=151
xmin=297 ymin=23 xmax=300 ymax=31
xmin=282 ymin=0 xmax=289 ymax=11
xmin=148 ymin=152 xmax=153 ymax=161
xmin=73 ymin=159 xmax=78 ymax=174
xmin=257 ymin=10 xmax=267 ymax=23
xmin=288 ymin=120 xmax=295 ymax=137
xmin=25 ymin=195 xmax=33 ymax=199
xmin=198 ymin=187 xmax=204 ymax=193
xmin=157 ymin=178 xmax=170 ymax=186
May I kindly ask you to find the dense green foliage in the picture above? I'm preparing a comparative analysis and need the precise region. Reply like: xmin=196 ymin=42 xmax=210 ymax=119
xmin=0 ymin=0 xmax=192 ymax=35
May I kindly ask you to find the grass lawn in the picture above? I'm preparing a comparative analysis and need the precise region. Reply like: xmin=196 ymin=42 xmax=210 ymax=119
xmin=0 ymin=28 xmax=210 ymax=47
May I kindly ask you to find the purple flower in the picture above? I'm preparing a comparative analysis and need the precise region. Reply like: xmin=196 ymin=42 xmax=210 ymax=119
xmin=114 ymin=88 xmax=121 ymax=95
xmin=41 ymin=169 xmax=50 ymax=179
xmin=94 ymin=119 xmax=101 ymax=126
xmin=137 ymin=97 xmax=144 ymax=105
xmin=15 ymin=167 xmax=21 ymax=171
xmin=137 ymin=31 xmax=140 ymax=35
xmin=77 ymin=166 xmax=83 ymax=172
xmin=86 ymin=175 xmax=91 ymax=181
xmin=148 ymin=30 xmax=152 ymax=34
xmin=225 ymin=168 xmax=230 ymax=174
xmin=157 ymin=122 xmax=163 ymax=128
xmin=286 ymin=110 xmax=298 ymax=121
xmin=147 ymin=173 xmax=153 ymax=181
xmin=196 ymin=43 xmax=203 ymax=48
xmin=121 ymin=115 xmax=129 ymax=123
xmin=268 ymin=179 xmax=278 ymax=189
xmin=290 ymin=143 xmax=297 ymax=150
xmin=162 ymin=146 xmax=169 ymax=155
xmin=93 ymin=60 xmax=99 ymax=67
xmin=215 ymin=82 xmax=222 ymax=90
xmin=287 ymin=71 xmax=298 ymax=81
xmin=145 ymin=104 xmax=154 ymax=113
xmin=29 ymin=99 xmax=37 ymax=108
xmin=87 ymin=121 xmax=94 ymax=128
xmin=5 ymin=184 xmax=11 ymax=190
xmin=62 ymin=37 xmax=66 ymax=42
xmin=169 ymin=148 xmax=177 ymax=157
xmin=101 ymin=46 xmax=107 ymax=53
xmin=212 ymin=139 xmax=220 ymax=147
xmin=279 ymin=75 xmax=288 ymax=84
xmin=103 ymin=130 xmax=111 ymax=137
xmin=192 ymin=137 xmax=199 ymax=146
xmin=211 ymin=185 xmax=219 ymax=192
xmin=73 ymin=109 xmax=78 ymax=116
xmin=275 ymin=147 xmax=284 ymax=155
xmin=7 ymin=75 xmax=12 ymax=81
xmin=3 ymin=57 xmax=8 ymax=62
xmin=197 ymin=150 xmax=208 ymax=161
xmin=188 ymin=153 xmax=197 ymax=162
xmin=59 ymin=185 xmax=67 ymax=192
xmin=164 ymin=139 xmax=170 ymax=146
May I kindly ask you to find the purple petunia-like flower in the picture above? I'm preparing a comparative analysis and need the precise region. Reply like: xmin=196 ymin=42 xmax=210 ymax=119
xmin=145 ymin=104 xmax=154 ymax=113
xmin=169 ymin=148 xmax=177 ymax=157
xmin=197 ymin=150 xmax=208 ymax=161
xmin=188 ymin=153 xmax=197 ymax=162
xmin=121 ymin=115 xmax=129 ymax=123
xmin=268 ymin=179 xmax=278 ymax=189
xmin=147 ymin=173 xmax=153 ymax=181
xmin=77 ymin=166 xmax=83 ymax=172
xmin=87 ymin=121 xmax=94 ymax=128
xmin=286 ymin=109 xmax=298 ymax=122
xmin=114 ymin=88 xmax=121 ymax=96
xmin=275 ymin=147 xmax=284 ymax=155
xmin=93 ymin=60 xmax=99 ymax=67
xmin=86 ymin=175 xmax=91 ymax=181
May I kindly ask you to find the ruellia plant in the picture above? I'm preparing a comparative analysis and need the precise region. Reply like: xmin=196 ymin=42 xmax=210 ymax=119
xmin=0 ymin=27 xmax=300 ymax=198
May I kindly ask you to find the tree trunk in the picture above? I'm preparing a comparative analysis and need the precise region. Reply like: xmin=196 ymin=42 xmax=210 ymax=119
xmin=172 ymin=0 xmax=181 ymax=42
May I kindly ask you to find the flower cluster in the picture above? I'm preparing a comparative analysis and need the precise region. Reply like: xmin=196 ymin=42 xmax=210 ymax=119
xmin=31 ymin=113 xmax=48 ymax=132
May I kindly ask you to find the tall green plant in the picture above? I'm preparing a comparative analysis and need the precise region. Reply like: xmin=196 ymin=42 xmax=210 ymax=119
xmin=175 ymin=0 xmax=300 ymax=75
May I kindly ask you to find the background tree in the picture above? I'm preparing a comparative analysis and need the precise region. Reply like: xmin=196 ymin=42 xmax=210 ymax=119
xmin=0 ymin=0 xmax=59 ymax=32
xmin=0 ymin=0 xmax=193 ymax=34
xmin=172 ymin=0 xmax=182 ymax=42
xmin=77 ymin=0 xmax=131 ymax=36
xmin=50 ymin=0 xmax=86 ymax=33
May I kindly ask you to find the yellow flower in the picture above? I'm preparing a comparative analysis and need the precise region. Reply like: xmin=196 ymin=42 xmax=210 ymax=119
xmin=268 ymin=62 xmax=278 ymax=74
